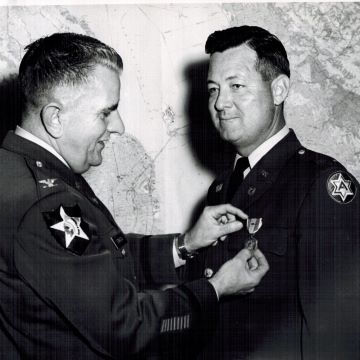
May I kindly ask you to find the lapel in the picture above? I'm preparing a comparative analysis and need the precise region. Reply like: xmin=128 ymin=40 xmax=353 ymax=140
xmin=229 ymin=130 xmax=303 ymax=212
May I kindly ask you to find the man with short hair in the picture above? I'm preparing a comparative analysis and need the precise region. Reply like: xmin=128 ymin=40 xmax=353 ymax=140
xmin=184 ymin=26 xmax=360 ymax=359
xmin=0 ymin=32 xmax=269 ymax=359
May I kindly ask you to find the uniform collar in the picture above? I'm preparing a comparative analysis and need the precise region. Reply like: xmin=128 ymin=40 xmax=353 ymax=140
xmin=2 ymin=131 xmax=79 ymax=188
xmin=235 ymin=125 xmax=290 ymax=171
xmin=15 ymin=126 xmax=70 ymax=168
xmin=226 ymin=129 xmax=304 ymax=213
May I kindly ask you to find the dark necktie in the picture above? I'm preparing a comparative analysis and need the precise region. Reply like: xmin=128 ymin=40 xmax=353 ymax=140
xmin=226 ymin=157 xmax=250 ymax=201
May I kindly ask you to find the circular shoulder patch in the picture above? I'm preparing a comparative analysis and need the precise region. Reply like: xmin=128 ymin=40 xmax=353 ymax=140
xmin=327 ymin=171 xmax=357 ymax=204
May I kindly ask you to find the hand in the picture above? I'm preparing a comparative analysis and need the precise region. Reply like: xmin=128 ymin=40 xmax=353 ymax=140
xmin=184 ymin=204 xmax=248 ymax=252
xmin=208 ymin=249 xmax=269 ymax=298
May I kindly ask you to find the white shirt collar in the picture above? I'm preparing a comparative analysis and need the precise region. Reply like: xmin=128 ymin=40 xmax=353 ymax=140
xmin=235 ymin=126 xmax=290 ymax=173
xmin=15 ymin=126 xmax=70 ymax=168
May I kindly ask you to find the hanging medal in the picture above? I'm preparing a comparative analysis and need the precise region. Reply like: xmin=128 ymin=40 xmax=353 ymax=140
xmin=244 ymin=218 xmax=262 ymax=254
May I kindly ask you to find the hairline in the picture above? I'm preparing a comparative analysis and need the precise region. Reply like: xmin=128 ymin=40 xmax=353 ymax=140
xmin=209 ymin=43 xmax=282 ymax=83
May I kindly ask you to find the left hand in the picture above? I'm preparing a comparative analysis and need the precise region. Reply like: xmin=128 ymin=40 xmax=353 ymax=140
xmin=184 ymin=204 xmax=248 ymax=252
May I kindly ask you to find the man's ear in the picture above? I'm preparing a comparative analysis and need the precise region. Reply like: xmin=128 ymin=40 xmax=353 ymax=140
xmin=40 ymin=103 xmax=62 ymax=138
xmin=271 ymin=74 xmax=290 ymax=106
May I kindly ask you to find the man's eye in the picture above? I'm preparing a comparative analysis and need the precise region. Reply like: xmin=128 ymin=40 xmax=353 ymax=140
xmin=231 ymin=84 xmax=244 ymax=90
xmin=208 ymin=87 xmax=218 ymax=95
xmin=101 ymin=112 xmax=110 ymax=119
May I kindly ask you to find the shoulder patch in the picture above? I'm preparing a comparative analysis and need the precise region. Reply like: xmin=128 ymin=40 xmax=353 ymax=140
xmin=327 ymin=171 xmax=357 ymax=204
xmin=43 ymin=204 xmax=91 ymax=255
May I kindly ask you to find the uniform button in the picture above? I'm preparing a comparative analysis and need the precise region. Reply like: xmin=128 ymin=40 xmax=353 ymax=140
xmin=91 ymin=197 xmax=99 ymax=205
xmin=36 ymin=161 xmax=43 ymax=168
xmin=261 ymin=170 xmax=268 ymax=178
xmin=298 ymin=149 xmax=305 ymax=155
xmin=204 ymin=268 xmax=214 ymax=278
xmin=121 ymin=248 xmax=126 ymax=256
xmin=248 ymin=187 xmax=256 ymax=196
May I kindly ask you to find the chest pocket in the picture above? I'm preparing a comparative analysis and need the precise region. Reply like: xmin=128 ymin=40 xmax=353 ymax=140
xmin=256 ymin=227 xmax=288 ymax=256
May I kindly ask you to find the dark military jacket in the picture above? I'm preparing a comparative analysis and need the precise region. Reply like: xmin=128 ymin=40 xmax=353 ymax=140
xmin=185 ymin=130 xmax=360 ymax=359
xmin=0 ymin=132 xmax=218 ymax=359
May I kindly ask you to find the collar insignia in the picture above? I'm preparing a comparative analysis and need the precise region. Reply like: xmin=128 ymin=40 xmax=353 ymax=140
xmin=43 ymin=204 xmax=91 ymax=255
xmin=327 ymin=172 xmax=357 ymax=204
xmin=39 ymin=178 xmax=58 ymax=188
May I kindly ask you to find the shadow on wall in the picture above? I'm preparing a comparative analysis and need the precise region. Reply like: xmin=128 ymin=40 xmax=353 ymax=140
xmin=183 ymin=58 xmax=235 ymax=225
xmin=0 ymin=74 xmax=22 ymax=143
xmin=184 ymin=58 xmax=234 ymax=177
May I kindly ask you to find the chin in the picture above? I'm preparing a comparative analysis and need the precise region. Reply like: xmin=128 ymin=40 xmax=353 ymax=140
xmin=90 ymin=156 xmax=103 ymax=167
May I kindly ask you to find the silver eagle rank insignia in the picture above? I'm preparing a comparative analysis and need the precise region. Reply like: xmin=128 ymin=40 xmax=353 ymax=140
xmin=39 ymin=178 xmax=58 ymax=188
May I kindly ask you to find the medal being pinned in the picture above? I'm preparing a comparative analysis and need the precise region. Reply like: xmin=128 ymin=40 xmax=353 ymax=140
xmin=245 ymin=218 xmax=262 ymax=255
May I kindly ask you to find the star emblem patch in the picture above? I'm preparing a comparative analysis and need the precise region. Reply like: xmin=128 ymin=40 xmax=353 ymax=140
xmin=327 ymin=171 xmax=357 ymax=204
xmin=43 ymin=204 xmax=91 ymax=255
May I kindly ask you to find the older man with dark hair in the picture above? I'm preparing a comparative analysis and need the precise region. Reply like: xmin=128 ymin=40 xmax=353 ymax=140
xmin=184 ymin=25 xmax=360 ymax=359
xmin=0 ymin=32 xmax=269 ymax=359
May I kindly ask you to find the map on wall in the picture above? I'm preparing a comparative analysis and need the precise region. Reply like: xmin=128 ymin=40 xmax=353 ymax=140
xmin=0 ymin=2 xmax=359 ymax=234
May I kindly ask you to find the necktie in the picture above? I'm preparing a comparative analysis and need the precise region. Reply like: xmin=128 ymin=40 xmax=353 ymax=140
xmin=226 ymin=157 xmax=250 ymax=201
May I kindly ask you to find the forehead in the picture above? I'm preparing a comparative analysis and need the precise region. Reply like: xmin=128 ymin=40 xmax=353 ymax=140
xmin=56 ymin=64 xmax=121 ymax=108
xmin=208 ymin=44 xmax=258 ymax=80
xmin=87 ymin=64 xmax=120 ymax=94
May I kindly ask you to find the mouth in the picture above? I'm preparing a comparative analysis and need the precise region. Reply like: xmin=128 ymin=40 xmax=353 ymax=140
xmin=98 ymin=135 xmax=110 ymax=146
xmin=219 ymin=116 xmax=239 ymax=122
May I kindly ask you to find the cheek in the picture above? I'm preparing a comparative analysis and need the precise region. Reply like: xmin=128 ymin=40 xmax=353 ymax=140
xmin=208 ymin=101 xmax=219 ymax=122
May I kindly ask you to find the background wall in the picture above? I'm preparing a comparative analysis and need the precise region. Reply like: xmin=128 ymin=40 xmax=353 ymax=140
xmin=0 ymin=3 xmax=359 ymax=234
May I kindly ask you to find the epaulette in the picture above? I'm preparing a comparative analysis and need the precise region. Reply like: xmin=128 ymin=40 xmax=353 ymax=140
xmin=295 ymin=147 xmax=348 ymax=175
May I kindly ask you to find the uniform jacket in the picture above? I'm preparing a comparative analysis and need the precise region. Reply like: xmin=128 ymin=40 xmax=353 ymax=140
xmin=185 ymin=130 xmax=360 ymax=359
xmin=0 ymin=132 xmax=218 ymax=359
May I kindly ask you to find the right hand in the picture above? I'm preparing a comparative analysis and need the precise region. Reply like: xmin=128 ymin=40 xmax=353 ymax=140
xmin=208 ymin=249 xmax=269 ymax=298
xmin=184 ymin=204 xmax=248 ymax=252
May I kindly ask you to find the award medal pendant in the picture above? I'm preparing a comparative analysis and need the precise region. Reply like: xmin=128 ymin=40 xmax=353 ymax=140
xmin=245 ymin=218 xmax=263 ymax=254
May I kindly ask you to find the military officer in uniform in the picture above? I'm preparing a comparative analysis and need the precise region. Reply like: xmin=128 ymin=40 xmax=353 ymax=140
xmin=0 ymin=32 xmax=269 ymax=359
xmin=184 ymin=26 xmax=360 ymax=359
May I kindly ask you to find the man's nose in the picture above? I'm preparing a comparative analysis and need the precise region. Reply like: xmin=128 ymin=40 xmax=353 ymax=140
xmin=107 ymin=110 xmax=125 ymax=135
xmin=214 ymin=89 xmax=232 ymax=112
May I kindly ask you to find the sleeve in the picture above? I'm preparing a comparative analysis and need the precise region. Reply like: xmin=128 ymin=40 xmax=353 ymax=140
xmin=297 ymin=169 xmax=360 ymax=359
xmin=14 ymin=199 xmax=219 ymax=358
xmin=126 ymin=233 xmax=184 ymax=287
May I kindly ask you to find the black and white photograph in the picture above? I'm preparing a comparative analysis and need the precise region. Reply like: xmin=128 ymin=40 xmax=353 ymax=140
xmin=0 ymin=1 xmax=359 ymax=359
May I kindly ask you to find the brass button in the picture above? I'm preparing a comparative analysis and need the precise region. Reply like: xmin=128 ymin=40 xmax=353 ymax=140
xmin=121 ymin=248 xmax=126 ymax=256
xmin=298 ymin=149 xmax=305 ymax=155
xmin=36 ymin=161 xmax=43 ymax=168
xmin=248 ymin=187 xmax=256 ymax=196
xmin=204 ymin=268 xmax=214 ymax=278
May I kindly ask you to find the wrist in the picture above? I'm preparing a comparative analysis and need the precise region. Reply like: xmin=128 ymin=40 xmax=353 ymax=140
xmin=183 ymin=231 xmax=195 ymax=252
xmin=175 ymin=233 xmax=198 ymax=260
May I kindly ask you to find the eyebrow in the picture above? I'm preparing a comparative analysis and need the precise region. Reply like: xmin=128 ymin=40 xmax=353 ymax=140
xmin=207 ymin=75 xmax=241 ymax=85
xmin=104 ymin=103 xmax=119 ymax=112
